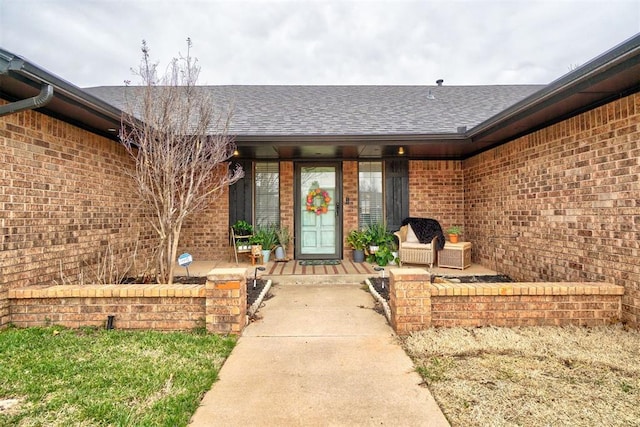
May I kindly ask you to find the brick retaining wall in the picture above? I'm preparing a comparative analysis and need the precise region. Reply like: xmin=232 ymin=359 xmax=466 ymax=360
xmin=390 ymin=269 xmax=625 ymax=335
xmin=7 ymin=268 xmax=247 ymax=333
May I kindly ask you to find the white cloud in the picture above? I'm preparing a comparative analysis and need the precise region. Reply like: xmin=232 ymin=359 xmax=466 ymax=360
xmin=1 ymin=0 xmax=638 ymax=87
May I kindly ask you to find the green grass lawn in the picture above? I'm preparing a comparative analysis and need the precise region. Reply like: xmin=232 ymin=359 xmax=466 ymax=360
xmin=0 ymin=326 xmax=236 ymax=426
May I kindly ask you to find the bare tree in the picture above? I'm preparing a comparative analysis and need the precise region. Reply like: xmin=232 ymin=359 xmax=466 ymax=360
xmin=121 ymin=39 xmax=243 ymax=284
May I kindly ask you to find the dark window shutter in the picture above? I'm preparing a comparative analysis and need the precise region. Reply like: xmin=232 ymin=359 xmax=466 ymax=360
xmin=229 ymin=160 xmax=253 ymax=228
xmin=385 ymin=159 xmax=409 ymax=232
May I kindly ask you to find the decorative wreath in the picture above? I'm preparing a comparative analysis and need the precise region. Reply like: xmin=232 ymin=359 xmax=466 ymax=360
xmin=306 ymin=187 xmax=331 ymax=215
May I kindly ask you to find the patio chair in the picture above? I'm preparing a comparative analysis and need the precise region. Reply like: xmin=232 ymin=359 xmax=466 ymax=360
xmin=394 ymin=224 xmax=438 ymax=268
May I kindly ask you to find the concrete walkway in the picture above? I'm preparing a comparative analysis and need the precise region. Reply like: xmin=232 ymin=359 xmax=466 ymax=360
xmin=189 ymin=283 xmax=449 ymax=426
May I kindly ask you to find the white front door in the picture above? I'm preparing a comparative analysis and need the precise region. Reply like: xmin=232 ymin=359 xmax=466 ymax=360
xmin=296 ymin=163 xmax=341 ymax=259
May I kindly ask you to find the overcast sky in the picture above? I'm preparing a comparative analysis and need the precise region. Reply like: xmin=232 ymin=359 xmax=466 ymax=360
xmin=1 ymin=0 xmax=639 ymax=88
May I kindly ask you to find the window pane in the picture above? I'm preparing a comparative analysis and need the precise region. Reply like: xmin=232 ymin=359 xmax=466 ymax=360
xmin=254 ymin=162 xmax=279 ymax=227
xmin=358 ymin=162 xmax=383 ymax=228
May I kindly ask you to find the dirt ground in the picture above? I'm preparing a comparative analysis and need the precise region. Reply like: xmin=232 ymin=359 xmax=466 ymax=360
xmin=404 ymin=325 xmax=640 ymax=427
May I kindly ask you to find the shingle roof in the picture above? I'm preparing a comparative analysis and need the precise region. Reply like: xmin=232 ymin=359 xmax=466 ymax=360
xmin=84 ymin=85 xmax=543 ymax=136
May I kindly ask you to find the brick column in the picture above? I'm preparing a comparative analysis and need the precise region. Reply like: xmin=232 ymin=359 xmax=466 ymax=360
xmin=389 ymin=268 xmax=432 ymax=335
xmin=342 ymin=161 xmax=359 ymax=259
xmin=279 ymin=161 xmax=294 ymax=259
xmin=206 ymin=268 xmax=247 ymax=334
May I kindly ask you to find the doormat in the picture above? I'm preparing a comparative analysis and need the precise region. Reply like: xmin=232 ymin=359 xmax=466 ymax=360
xmin=299 ymin=260 xmax=341 ymax=266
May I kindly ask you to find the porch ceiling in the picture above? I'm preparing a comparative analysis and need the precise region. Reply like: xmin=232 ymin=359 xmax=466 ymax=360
xmin=233 ymin=134 xmax=472 ymax=160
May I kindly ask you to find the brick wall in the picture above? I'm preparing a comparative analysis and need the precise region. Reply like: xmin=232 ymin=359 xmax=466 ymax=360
xmin=179 ymin=182 xmax=230 ymax=261
xmin=205 ymin=268 xmax=247 ymax=334
xmin=429 ymin=282 xmax=624 ymax=328
xmin=431 ymin=294 xmax=623 ymax=328
xmin=9 ymin=286 xmax=205 ymax=330
xmin=8 ymin=268 xmax=248 ymax=332
xmin=409 ymin=160 xmax=464 ymax=234
xmin=342 ymin=161 xmax=359 ymax=259
xmin=279 ymin=161 xmax=294 ymax=259
xmin=1 ymin=105 xmax=155 ymax=327
xmin=464 ymin=92 xmax=640 ymax=326
xmin=388 ymin=269 xmax=625 ymax=334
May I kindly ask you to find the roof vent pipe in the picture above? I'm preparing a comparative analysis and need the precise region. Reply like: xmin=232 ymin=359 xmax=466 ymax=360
xmin=0 ymin=83 xmax=54 ymax=117
xmin=436 ymin=79 xmax=444 ymax=86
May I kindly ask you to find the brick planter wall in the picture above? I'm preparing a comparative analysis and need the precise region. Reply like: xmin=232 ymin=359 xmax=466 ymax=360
xmin=464 ymin=92 xmax=640 ymax=326
xmin=429 ymin=283 xmax=624 ymax=328
xmin=7 ymin=268 xmax=248 ymax=333
xmin=205 ymin=268 xmax=247 ymax=334
xmin=389 ymin=268 xmax=432 ymax=335
xmin=389 ymin=269 xmax=625 ymax=335
xmin=8 ymin=285 xmax=206 ymax=330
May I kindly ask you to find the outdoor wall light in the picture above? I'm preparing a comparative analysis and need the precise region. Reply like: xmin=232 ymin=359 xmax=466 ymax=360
xmin=233 ymin=149 xmax=240 ymax=156
xmin=398 ymin=146 xmax=405 ymax=155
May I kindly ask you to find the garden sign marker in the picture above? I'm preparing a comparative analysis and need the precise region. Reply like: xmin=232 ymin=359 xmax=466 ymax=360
xmin=178 ymin=253 xmax=193 ymax=277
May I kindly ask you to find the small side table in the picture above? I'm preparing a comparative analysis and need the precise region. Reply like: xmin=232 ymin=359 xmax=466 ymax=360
xmin=438 ymin=242 xmax=472 ymax=269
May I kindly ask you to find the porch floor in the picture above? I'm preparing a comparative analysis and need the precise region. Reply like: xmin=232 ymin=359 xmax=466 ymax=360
xmin=176 ymin=259 xmax=498 ymax=279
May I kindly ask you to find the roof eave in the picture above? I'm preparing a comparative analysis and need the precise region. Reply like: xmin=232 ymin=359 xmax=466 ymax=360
xmin=235 ymin=133 xmax=466 ymax=145
xmin=467 ymin=33 xmax=640 ymax=153
xmin=0 ymin=49 xmax=124 ymax=139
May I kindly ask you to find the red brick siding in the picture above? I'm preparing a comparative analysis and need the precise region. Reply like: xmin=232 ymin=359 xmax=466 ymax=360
xmin=279 ymin=161 xmax=294 ymax=258
xmin=179 ymin=182 xmax=230 ymax=261
xmin=409 ymin=160 xmax=465 ymax=235
xmin=1 ymin=105 xmax=155 ymax=326
xmin=342 ymin=161 xmax=359 ymax=259
xmin=464 ymin=92 xmax=640 ymax=326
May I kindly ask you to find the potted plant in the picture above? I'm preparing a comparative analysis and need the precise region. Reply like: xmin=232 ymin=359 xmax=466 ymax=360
xmin=232 ymin=220 xmax=253 ymax=236
xmin=374 ymin=245 xmax=395 ymax=267
xmin=346 ymin=229 xmax=367 ymax=263
xmin=254 ymin=225 xmax=278 ymax=263
xmin=275 ymin=226 xmax=290 ymax=260
xmin=445 ymin=225 xmax=463 ymax=243
xmin=388 ymin=239 xmax=399 ymax=265
xmin=232 ymin=220 xmax=253 ymax=252
xmin=248 ymin=234 xmax=262 ymax=255
xmin=364 ymin=223 xmax=391 ymax=254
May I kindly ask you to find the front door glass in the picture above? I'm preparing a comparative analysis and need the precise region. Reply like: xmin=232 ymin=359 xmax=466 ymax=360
xmin=297 ymin=164 xmax=340 ymax=258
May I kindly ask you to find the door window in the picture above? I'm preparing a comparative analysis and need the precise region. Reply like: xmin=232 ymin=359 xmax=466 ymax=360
xmin=297 ymin=164 xmax=341 ymax=258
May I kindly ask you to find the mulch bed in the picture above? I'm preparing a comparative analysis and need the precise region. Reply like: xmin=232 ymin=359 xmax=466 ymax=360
xmin=246 ymin=279 xmax=268 ymax=308
xmin=369 ymin=275 xmax=513 ymax=301
xmin=369 ymin=277 xmax=390 ymax=301
xmin=121 ymin=276 xmax=269 ymax=309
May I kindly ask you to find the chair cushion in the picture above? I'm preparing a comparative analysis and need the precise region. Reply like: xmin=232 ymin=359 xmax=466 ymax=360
xmin=402 ymin=242 xmax=433 ymax=249
xmin=405 ymin=224 xmax=420 ymax=243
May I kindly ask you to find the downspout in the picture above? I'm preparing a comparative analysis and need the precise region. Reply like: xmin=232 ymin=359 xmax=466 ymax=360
xmin=0 ymin=83 xmax=54 ymax=117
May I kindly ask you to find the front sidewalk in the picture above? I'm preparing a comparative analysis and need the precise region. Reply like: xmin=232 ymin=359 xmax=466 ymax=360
xmin=189 ymin=282 xmax=449 ymax=426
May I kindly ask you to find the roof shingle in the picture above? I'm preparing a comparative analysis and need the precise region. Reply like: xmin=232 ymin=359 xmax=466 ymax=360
xmin=84 ymin=85 xmax=543 ymax=136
